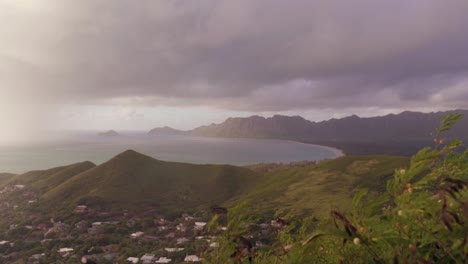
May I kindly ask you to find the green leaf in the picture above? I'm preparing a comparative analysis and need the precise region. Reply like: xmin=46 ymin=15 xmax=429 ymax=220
xmin=352 ymin=188 xmax=368 ymax=209
xmin=439 ymin=113 xmax=464 ymax=133
xmin=302 ymin=231 xmax=325 ymax=246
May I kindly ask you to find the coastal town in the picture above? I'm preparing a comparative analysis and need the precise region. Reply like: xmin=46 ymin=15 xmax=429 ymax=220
xmin=0 ymin=183 xmax=289 ymax=263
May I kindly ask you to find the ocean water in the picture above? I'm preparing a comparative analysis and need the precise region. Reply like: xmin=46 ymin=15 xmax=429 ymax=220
xmin=0 ymin=133 xmax=342 ymax=173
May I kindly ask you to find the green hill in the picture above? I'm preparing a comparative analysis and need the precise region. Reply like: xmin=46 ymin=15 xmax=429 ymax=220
xmin=231 ymin=155 xmax=409 ymax=217
xmin=0 ymin=173 xmax=15 ymax=186
xmin=4 ymin=150 xmax=409 ymax=218
xmin=42 ymin=150 xmax=262 ymax=212
xmin=4 ymin=161 xmax=96 ymax=192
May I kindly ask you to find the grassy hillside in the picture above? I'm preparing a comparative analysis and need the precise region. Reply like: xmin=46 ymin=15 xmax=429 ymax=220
xmin=3 ymin=161 xmax=95 ymax=192
xmin=231 ymin=155 xmax=409 ymax=217
xmin=29 ymin=161 xmax=96 ymax=192
xmin=42 ymin=150 xmax=262 ymax=212
xmin=0 ymin=173 xmax=15 ymax=186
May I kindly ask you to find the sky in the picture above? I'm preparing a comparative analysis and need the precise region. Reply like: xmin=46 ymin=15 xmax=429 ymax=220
xmin=1 ymin=0 xmax=468 ymax=144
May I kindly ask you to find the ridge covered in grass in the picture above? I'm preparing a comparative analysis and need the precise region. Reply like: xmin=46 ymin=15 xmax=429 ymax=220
xmin=0 ymin=173 xmax=15 ymax=186
xmin=42 ymin=150 xmax=262 ymax=212
xmin=4 ymin=161 xmax=95 ymax=191
xmin=231 ymin=155 xmax=409 ymax=217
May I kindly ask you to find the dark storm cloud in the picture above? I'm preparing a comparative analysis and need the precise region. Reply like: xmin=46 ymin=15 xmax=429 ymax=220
xmin=1 ymin=0 xmax=468 ymax=110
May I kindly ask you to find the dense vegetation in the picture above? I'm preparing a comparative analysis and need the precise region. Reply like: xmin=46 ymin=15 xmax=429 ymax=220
xmin=206 ymin=114 xmax=468 ymax=263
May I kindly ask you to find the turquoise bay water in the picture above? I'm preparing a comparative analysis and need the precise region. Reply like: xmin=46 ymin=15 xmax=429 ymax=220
xmin=0 ymin=134 xmax=342 ymax=173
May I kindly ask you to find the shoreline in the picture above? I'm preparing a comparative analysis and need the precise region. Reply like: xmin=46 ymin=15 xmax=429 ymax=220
xmin=149 ymin=134 xmax=347 ymax=160
xmin=318 ymin=144 xmax=345 ymax=158
xmin=279 ymin=139 xmax=345 ymax=159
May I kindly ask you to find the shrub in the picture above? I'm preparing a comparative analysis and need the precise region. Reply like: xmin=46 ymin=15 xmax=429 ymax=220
xmin=205 ymin=113 xmax=467 ymax=264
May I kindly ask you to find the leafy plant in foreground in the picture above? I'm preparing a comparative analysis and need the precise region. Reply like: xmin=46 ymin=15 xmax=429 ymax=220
xmin=206 ymin=113 xmax=467 ymax=263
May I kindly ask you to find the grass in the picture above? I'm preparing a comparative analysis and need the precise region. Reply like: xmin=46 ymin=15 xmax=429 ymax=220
xmin=229 ymin=155 xmax=409 ymax=218
xmin=4 ymin=149 xmax=410 ymax=219
xmin=0 ymin=173 xmax=15 ymax=186
xmin=3 ymin=162 xmax=95 ymax=192
xmin=42 ymin=150 xmax=262 ymax=213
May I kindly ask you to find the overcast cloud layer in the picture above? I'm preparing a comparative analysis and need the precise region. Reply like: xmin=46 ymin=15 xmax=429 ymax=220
xmin=1 ymin=0 xmax=468 ymax=145
xmin=1 ymin=0 xmax=468 ymax=111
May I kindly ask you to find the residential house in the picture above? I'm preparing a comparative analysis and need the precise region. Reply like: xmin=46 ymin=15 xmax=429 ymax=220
xmin=184 ymin=255 xmax=202 ymax=262
xmin=177 ymin=237 xmax=190 ymax=244
xmin=194 ymin=222 xmax=207 ymax=231
xmin=130 ymin=231 xmax=144 ymax=239
xmin=74 ymin=205 xmax=88 ymax=213
xmin=126 ymin=257 xmax=139 ymax=263
xmin=183 ymin=214 xmax=195 ymax=221
xmin=209 ymin=242 xmax=219 ymax=249
xmin=28 ymin=253 xmax=45 ymax=264
xmin=57 ymin=248 xmax=74 ymax=257
xmin=141 ymin=254 xmax=155 ymax=264
xmin=155 ymin=257 xmax=172 ymax=263
xmin=92 ymin=222 xmax=103 ymax=227
xmin=176 ymin=223 xmax=187 ymax=232
xmin=164 ymin=248 xmax=184 ymax=252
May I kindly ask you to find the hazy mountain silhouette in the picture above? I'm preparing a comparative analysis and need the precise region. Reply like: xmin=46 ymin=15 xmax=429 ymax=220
xmin=149 ymin=110 xmax=468 ymax=155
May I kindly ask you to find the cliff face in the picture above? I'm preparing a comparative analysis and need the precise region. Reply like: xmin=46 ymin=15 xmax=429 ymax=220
xmin=189 ymin=110 xmax=468 ymax=142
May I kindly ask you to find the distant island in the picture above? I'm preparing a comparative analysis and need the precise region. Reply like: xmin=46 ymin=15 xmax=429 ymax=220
xmin=98 ymin=130 xmax=120 ymax=137
xmin=148 ymin=126 xmax=188 ymax=136
xmin=148 ymin=109 xmax=468 ymax=156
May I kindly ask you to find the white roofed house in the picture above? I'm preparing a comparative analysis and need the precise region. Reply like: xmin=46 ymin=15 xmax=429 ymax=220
xmin=164 ymin=248 xmax=184 ymax=252
xmin=194 ymin=222 xmax=207 ymax=231
xmin=210 ymin=242 xmax=219 ymax=249
xmin=130 ymin=231 xmax=144 ymax=239
xmin=184 ymin=255 xmax=203 ymax=262
xmin=141 ymin=254 xmax=155 ymax=264
xmin=126 ymin=257 xmax=139 ymax=263
xmin=177 ymin=237 xmax=190 ymax=244
xmin=57 ymin=248 xmax=74 ymax=257
xmin=155 ymin=257 xmax=172 ymax=263
xmin=74 ymin=205 xmax=88 ymax=213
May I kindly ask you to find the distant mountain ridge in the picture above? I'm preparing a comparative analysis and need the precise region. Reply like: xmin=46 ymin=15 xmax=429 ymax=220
xmin=148 ymin=110 xmax=468 ymax=155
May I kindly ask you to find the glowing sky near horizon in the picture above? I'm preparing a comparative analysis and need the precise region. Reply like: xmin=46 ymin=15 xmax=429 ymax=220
xmin=1 ymin=0 xmax=468 ymax=144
